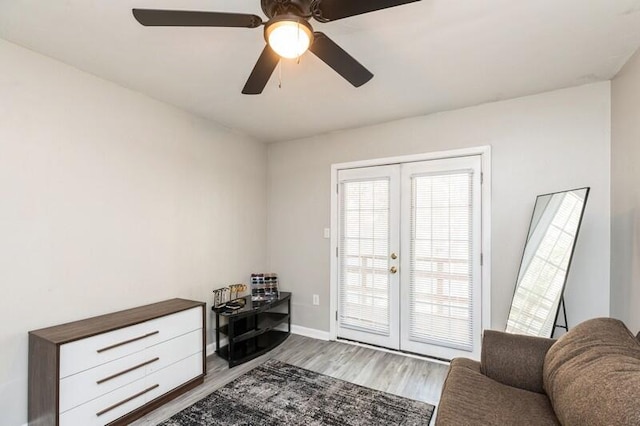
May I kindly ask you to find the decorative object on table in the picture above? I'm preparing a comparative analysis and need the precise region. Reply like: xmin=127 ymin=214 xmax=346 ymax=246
xmin=505 ymin=187 xmax=590 ymax=338
xmin=224 ymin=298 xmax=246 ymax=311
xmin=214 ymin=292 xmax=291 ymax=367
xmin=250 ymin=273 xmax=264 ymax=300
xmin=212 ymin=286 xmax=230 ymax=308
xmin=213 ymin=284 xmax=248 ymax=310
xmin=229 ymin=283 xmax=247 ymax=299
xmin=250 ymin=272 xmax=279 ymax=301
xmin=264 ymin=273 xmax=279 ymax=298
xmin=157 ymin=359 xmax=435 ymax=426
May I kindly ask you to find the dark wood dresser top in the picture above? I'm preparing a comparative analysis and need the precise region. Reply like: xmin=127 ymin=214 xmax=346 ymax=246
xmin=29 ymin=298 xmax=205 ymax=345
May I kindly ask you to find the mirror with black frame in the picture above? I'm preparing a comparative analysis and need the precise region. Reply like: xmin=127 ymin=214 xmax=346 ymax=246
xmin=505 ymin=187 xmax=590 ymax=338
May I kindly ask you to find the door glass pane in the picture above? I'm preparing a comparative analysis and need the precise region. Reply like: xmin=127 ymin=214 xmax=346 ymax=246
xmin=409 ymin=170 xmax=474 ymax=350
xmin=339 ymin=179 xmax=390 ymax=335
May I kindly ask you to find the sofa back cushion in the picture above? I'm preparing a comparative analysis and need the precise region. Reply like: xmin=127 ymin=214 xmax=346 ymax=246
xmin=543 ymin=318 xmax=640 ymax=426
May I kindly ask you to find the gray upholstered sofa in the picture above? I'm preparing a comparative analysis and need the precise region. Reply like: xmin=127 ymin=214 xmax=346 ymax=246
xmin=436 ymin=318 xmax=640 ymax=425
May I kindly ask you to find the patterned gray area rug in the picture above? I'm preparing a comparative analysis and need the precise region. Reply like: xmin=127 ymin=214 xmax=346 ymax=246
xmin=159 ymin=359 xmax=435 ymax=425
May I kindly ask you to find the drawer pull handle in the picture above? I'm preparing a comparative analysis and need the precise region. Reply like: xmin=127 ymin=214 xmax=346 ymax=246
xmin=96 ymin=357 xmax=160 ymax=385
xmin=95 ymin=384 xmax=159 ymax=417
xmin=96 ymin=331 xmax=159 ymax=353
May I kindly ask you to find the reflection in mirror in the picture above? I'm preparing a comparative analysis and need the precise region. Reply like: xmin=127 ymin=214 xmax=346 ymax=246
xmin=506 ymin=187 xmax=590 ymax=337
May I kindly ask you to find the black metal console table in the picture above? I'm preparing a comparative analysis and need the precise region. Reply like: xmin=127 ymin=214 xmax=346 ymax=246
xmin=213 ymin=292 xmax=291 ymax=367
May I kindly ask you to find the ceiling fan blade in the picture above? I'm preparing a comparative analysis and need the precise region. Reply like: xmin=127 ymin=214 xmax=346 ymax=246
xmin=309 ymin=32 xmax=373 ymax=88
xmin=242 ymin=45 xmax=280 ymax=95
xmin=132 ymin=9 xmax=263 ymax=28
xmin=314 ymin=0 xmax=420 ymax=22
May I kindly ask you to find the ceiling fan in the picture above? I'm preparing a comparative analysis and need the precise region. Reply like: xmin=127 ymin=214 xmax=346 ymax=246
xmin=132 ymin=0 xmax=420 ymax=94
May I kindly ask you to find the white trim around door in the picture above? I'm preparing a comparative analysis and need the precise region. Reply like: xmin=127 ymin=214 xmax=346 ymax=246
xmin=329 ymin=146 xmax=492 ymax=361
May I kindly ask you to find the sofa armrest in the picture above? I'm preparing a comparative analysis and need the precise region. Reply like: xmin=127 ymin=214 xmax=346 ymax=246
xmin=480 ymin=330 xmax=555 ymax=394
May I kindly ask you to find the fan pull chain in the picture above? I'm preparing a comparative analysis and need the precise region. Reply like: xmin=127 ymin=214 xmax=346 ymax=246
xmin=297 ymin=22 xmax=302 ymax=65
xmin=278 ymin=60 xmax=282 ymax=89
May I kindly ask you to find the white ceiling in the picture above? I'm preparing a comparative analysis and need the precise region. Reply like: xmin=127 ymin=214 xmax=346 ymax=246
xmin=2 ymin=0 xmax=640 ymax=142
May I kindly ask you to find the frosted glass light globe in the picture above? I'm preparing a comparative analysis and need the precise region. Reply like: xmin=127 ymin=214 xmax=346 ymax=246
xmin=266 ymin=19 xmax=313 ymax=59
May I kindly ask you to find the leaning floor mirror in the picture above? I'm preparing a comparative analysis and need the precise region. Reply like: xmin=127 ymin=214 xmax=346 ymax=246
xmin=506 ymin=187 xmax=590 ymax=338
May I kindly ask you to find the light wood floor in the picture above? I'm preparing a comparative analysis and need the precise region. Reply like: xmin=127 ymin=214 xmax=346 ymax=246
xmin=131 ymin=334 xmax=450 ymax=425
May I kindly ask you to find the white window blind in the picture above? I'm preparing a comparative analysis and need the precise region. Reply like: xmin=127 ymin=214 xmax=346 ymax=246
xmin=339 ymin=179 xmax=391 ymax=336
xmin=409 ymin=170 xmax=474 ymax=351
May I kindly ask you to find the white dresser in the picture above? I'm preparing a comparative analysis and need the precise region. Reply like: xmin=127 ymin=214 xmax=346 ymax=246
xmin=29 ymin=299 xmax=206 ymax=426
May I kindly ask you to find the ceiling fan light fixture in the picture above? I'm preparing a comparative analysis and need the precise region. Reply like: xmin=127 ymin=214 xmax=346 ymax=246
xmin=265 ymin=15 xmax=314 ymax=59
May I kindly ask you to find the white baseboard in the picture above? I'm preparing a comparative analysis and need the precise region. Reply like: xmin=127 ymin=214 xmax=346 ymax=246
xmin=206 ymin=342 xmax=215 ymax=357
xmin=206 ymin=337 xmax=227 ymax=357
xmin=290 ymin=324 xmax=331 ymax=341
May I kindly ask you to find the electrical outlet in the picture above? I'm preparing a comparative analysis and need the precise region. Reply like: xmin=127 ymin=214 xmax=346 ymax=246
xmin=323 ymin=228 xmax=330 ymax=239
xmin=313 ymin=294 xmax=320 ymax=305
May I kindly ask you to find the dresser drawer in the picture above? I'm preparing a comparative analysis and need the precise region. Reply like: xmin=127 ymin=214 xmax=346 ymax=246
xmin=145 ymin=306 xmax=203 ymax=347
xmin=60 ymin=321 xmax=151 ymax=378
xmin=59 ymin=374 xmax=153 ymax=426
xmin=59 ymin=350 xmax=149 ymax=413
xmin=59 ymin=352 xmax=204 ymax=426
xmin=59 ymin=306 xmax=203 ymax=378
xmin=59 ymin=328 xmax=204 ymax=413
xmin=145 ymin=328 xmax=203 ymax=375
xmin=143 ymin=352 xmax=204 ymax=405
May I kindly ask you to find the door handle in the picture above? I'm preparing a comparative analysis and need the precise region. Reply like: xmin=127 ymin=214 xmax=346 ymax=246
xmin=390 ymin=266 xmax=397 ymax=274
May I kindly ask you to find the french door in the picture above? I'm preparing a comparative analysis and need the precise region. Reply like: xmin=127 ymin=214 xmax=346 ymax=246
xmin=336 ymin=156 xmax=482 ymax=360
xmin=336 ymin=165 xmax=401 ymax=349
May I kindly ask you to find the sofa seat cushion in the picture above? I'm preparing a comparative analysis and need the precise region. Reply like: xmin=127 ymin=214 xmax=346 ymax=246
xmin=436 ymin=358 xmax=559 ymax=426
xmin=544 ymin=318 xmax=640 ymax=426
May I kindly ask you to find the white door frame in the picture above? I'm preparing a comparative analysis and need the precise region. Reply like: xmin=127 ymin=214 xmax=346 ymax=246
xmin=329 ymin=146 xmax=492 ymax=361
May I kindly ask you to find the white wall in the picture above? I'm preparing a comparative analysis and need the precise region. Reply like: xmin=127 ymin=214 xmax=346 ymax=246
xmin=611 ymin=48 xmax=640 ymax=333
xmin=268 ymin=83 xmax=611 ymax=334
xmin=0 ymin=40 xmax=267 ymax=426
